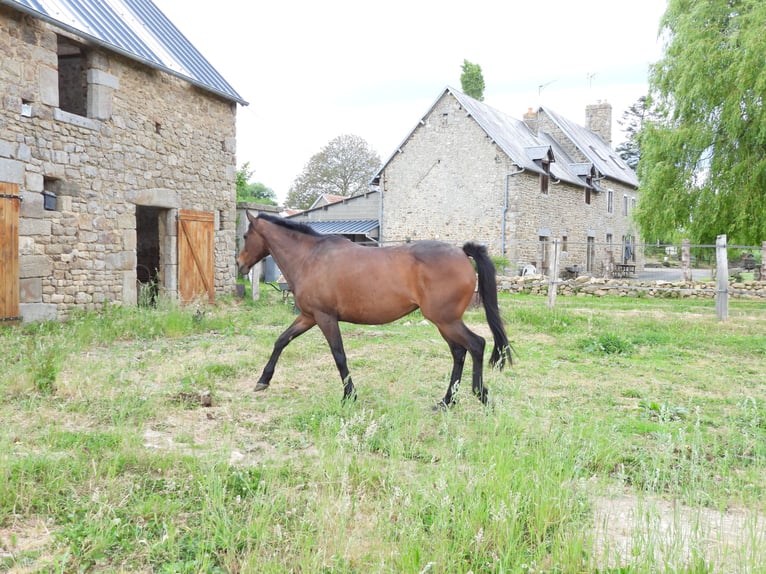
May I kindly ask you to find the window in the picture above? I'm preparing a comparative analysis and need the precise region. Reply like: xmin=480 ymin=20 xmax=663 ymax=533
xmin=561 ymin=235 xmax=568 ymax=254
xmin=57 ymin=36 xmax=87 ymax=116
xmin=623 ymin=195 xmax=629 ymax=217
xmin=607 ymin=190 xmax=614 ymax=214
xmin=585 ymin=187 xmax=591 ymax=205
xmin=540 ymin=160 xmax=550 ymax=194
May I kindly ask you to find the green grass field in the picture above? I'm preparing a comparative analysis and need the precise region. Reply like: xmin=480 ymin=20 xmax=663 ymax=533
xmin=1 ymin=290 xmax=765 ymax=573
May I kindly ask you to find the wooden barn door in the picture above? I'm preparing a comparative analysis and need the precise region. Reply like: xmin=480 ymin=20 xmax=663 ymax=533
xmin=1 ymin=183 xmax=21 ymax=323
xmin=178 ymin=209 xmax=215 ymax=303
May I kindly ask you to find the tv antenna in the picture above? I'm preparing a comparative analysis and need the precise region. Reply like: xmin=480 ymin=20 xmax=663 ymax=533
xmin=538 ymin=79 xmax=557 ymax=95
xmin=587 ymin=72 xmax=597 ymax=88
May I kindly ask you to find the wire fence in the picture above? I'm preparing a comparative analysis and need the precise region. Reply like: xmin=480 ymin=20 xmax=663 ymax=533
xmin=497 ymin=235 xmax=766 ymax=320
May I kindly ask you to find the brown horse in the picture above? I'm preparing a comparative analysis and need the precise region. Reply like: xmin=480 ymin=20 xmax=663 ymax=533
xmin=236 ymin=212 xmax=512 ymax=407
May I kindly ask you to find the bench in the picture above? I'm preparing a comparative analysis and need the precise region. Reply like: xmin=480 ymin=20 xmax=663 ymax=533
xmin=614 ymin=264 xmax=636 ymax=278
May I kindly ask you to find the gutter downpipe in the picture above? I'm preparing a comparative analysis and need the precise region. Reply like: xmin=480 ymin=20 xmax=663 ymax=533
xmin=502 ymin=167 xmax=525 ymax=260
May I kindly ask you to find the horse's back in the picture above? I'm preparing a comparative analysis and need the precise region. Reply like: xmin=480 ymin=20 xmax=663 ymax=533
xmin=298 ymin=239 xmax=476 ymax=325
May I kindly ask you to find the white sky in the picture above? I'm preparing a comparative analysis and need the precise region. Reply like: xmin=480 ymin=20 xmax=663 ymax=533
xmin=153 ymin=0 xmax=667 ymax=203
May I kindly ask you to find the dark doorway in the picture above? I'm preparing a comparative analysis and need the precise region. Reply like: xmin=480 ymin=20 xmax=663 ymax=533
xmin=136 ymin=206 xmax=163 ymax=305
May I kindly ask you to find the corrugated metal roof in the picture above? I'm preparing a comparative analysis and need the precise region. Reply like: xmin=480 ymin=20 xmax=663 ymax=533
xmin=1 ymin=0 xmax=247 ymax=105
xmin=301 ymin=220 xmax=379 ymax=235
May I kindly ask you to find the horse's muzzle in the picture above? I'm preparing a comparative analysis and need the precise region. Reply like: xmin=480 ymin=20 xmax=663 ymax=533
xmin=238 ymin=263 xmax=250 ymax=276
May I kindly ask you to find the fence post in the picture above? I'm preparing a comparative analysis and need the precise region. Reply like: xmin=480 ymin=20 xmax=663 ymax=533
xmin=547 ymin=239 xmax=559 ymax=309
xmin=681 ymin=239 xmax=692 ymax=282
xmin=251 ymin=261 xmax=261 ymax=301
xmin=715 ymin=235 xmax=728 ymax=321
xmin=761 ymin=241 xmax=766 ymax=280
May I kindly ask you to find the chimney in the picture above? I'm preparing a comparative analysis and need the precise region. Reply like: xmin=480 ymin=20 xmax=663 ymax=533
xmin=585 ymin=100 xmax=612 ymax=145
xmin=523 ymin=106 xmax=538 ymax=134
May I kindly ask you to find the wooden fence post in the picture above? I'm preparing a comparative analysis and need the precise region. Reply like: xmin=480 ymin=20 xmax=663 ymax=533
xmin=681 ymin=239 xmax=692 ymax=282
xmin=715 ymin=235 xmax=728 ymax=321
xmin=547 ymin=239 xmax=559 ymax=309
xmin=761 ymin=241 xmax=766 ymax=281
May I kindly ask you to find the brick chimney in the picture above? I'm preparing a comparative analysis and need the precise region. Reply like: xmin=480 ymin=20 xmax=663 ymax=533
xmin=585 ymin=100 xmax=612 ymax=145
xmin=523 ymin=107 xmax=538 ymax=134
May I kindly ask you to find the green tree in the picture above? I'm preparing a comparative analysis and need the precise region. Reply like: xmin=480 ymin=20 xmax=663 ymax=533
xmin=460 ymin=59 xmax=485 ymax=101
xmin=285 ymin=134 xmax=380 ymax=210
xmin=236 ymin=162 xmax=277 ymax=205
xmin=636 ymin=0 xmax=766 ymax=245
xmin=615 ymin=96 xmax=650 ymax=170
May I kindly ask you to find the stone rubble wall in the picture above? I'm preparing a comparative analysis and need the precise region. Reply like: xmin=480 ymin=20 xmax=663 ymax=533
xmin=497 ymin=274 xmax=766 ymax=299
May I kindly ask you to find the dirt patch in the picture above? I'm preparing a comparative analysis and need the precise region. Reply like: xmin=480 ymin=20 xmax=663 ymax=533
xmin=0 ymin=517 xmax=55 ymax=573
xmin=592 ymin=491 xmax=766 ymax=571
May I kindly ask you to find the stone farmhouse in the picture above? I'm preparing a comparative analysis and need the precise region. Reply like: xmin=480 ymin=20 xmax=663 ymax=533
xmin=372 ymin=87 xmax=640 ymax=276
xmin=0 ymin=0 xmax=246 ymax=322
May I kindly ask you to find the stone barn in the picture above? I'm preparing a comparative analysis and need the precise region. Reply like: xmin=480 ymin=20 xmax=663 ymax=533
xmin=0 ymin=0 xmax=247 ymax=322
xmin=372 ymin=87 xmax=641 ymax=276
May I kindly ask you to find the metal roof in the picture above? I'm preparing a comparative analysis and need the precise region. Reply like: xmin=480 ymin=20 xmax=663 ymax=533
xmin=372 ymin=86 xmax=638 ymax=190
xmin=539 ymin=106 xmax=638 ymax=187
xmin=301 ymin=220 xmax=379 ymax=235
xmin=2 ymin=0 xmax=247 ymax=105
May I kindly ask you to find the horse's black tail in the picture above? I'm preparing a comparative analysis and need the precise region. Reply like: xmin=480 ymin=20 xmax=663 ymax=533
xmin=463 ymin=242 xmax=513 ymax=369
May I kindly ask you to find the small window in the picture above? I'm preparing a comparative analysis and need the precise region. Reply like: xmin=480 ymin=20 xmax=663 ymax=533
xmin=57 ymin=36 xmax=87 ymax=116
xmin=540 ymin=160 xmax=550 ymax=194
xmin=585 ymin=187 xmax=592 ymax=205
xmin=607 ymin=190 xmax=614 ymax=214
xmin=561 ymin=235 xmax=568 ymax=253
xmin=43 ymin=178 xmax=59 ymax=211
xmin=623 ymin=195 xmax=629 ymax=216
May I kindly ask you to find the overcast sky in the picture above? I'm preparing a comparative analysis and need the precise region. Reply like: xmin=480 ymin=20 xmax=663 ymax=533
xmin=153 ymin=0 xmax=668 ymax=203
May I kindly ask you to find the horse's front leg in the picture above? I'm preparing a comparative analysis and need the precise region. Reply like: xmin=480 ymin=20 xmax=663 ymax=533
xmin=256 ymin=313 xmax=316 ymax=391
xmin=315 ymin=313 xmax=356 ymax=403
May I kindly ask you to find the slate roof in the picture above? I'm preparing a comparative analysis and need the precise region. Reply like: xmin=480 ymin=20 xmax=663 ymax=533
xmin=539 ymin=105 xmax=638 ymax=187
xmin=1 ymin=0 xmax=247 ymax=105
xmin=373 ymin=86 xmax=637 ymax=190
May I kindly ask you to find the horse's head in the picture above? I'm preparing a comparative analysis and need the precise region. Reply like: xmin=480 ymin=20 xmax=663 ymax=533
xmin=237 ymin=211 xmax=270 ymax=275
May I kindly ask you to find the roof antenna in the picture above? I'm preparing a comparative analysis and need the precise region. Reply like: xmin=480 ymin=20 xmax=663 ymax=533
xmin=587 ymin=72 xmax=597 ymax=89
xmin=538 ymin=79 xmax=557 ymax=95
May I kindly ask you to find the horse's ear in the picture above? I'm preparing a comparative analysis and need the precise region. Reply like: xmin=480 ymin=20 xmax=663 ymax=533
xmin=246 ymin=211 xmax=257 ymax=224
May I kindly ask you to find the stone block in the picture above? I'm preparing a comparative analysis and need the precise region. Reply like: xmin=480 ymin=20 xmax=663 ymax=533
xmin=0 ymin=157 xmax=24 ymax=184
xmin=20 ymin=303 xmax=58 ymax=322
xmin=38 ymin=66 xmax=59 ymax=107
xmin=20 ymin=277 xmax=42 ymax=303
xmin=19 ymin=255 xmax=52 ymax=278
xmin=105 ymin=251 xmax=136 ymax=271
xmin=20 ymin=191 xmax=44 ymax=217
xmin=19 ymin=217 xmax=52 ymax=236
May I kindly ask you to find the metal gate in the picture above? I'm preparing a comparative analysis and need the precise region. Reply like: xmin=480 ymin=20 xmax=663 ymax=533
xmin=0 ymin=183 xmax=21 ymax=323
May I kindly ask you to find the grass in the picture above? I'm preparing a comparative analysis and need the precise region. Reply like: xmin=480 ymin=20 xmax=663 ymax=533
xmin=1 ymin=290 xmax=765 ymax=572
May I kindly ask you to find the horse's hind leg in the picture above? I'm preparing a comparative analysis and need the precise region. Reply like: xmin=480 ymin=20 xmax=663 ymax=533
xmin=437 ymin=321 xmax=487 ymax=407
xmin=437 ymin=340 xmax=467 ymax=409
xmin=256 ymin=313 xmax=316 ymax=391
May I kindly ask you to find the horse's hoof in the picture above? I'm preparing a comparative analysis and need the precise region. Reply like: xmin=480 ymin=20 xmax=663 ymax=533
xmin=254 ymin=382 xmax=270 ymax=392
xmin=432 ymin=400 xmax=449 ymax=412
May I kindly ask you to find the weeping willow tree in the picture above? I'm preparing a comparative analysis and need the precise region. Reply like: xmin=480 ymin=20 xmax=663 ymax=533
xmin=636 ymin=0 xmax=766 ymax=245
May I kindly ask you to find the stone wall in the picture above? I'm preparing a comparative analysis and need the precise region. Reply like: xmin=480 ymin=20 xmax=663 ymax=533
xmin=498 ymin=274 xmax=766 ymax=300
xmin=379 ymin=92 xmax=640 ymax=275
xmin=0 ymin=7 xmax=238 ymax=320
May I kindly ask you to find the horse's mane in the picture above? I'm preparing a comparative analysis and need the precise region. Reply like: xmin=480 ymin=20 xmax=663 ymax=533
xmin=257 ymin=213 xmax=322 ymax=237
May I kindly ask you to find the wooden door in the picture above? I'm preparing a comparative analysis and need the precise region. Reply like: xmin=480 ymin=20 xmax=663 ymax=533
xmin=1 ymin=183 xmax=21 ymax=323
xmin=178 ymin=209 xmax=215 ymax=303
